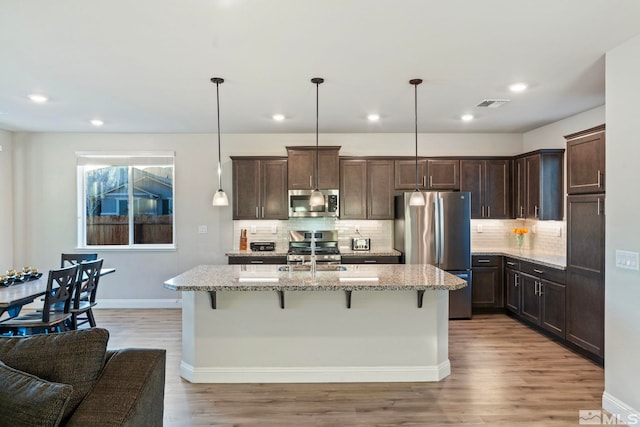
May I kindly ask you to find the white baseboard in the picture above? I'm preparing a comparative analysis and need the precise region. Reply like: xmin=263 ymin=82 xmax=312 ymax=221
xmin=95 ymin=299 xmax=182 ymax=309
xmin=603 ymin=391 xmax=640 ymax=425
xmin=180 ymin=360 xmax=451 ymax=383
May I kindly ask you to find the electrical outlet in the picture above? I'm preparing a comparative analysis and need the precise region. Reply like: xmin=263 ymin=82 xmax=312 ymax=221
xmin=557 ymin=226 xmax=562 ymax=237
xmin=615 ymin=250 xmax=639 ymax=271
xmin=250 ymin=225 xmax=257 ymax=234
xmin=476 ymin=224 xmax=483 ymax=233
xmin=271 ymin=225 xmax=277 ymax=234
xmin=198 ymin=225 xmax=208 ymax=234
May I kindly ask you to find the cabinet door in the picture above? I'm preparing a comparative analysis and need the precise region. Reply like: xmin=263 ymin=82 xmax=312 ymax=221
xmin=566 ymin=269 xmax=604 ymax=358
xmin=460 ymin=160 xmax=484 ymax=219
xmin=395 ymin=159 xmax=427 ymax=190
xmin=567 ymin=195 xmax=605 ymax=275
xmin=261 ymin=159 xmax=288 ymax=219
xmin=514 ymin=157 xmax=526 ymax=218
xmin=540 ymin=279 xmax=566 ymax=339
xmin=232 ymin=159 xmax=260 ymax=220
xmin=317 ymin=148 xmax=340 ymax=189
xmin=526 ymin=155 xmax=541 ymax=219
xmin=520 ymin=274 xmax=540 ymax=324
xmin=287 ymin=149 xmax=315 ymax=190
xmin=471 ymin=267 xmax=503 ymax=308
xmin=367 ymin=159 xmax=395 ymax=219
xmin=566 ymin=129 xmax=605 ymax=194
xmin=505 ymin=269 xmax=521 ymax=314
xmin=427 ymin=159 xmax=459 ymax=190
xmin=340 ymin=159 xmax=367 ymax=219
xmin=485 ymin=159 xmax=511 ymax=218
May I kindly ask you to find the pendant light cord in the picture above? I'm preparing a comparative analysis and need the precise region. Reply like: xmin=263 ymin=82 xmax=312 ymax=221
xmin=414 ymin=82 xmax=418 ymax=191
xmin=315 ymin=80 xmax=319 ymax=190
xmin=216 ymin=80 xmax=222 ymax=190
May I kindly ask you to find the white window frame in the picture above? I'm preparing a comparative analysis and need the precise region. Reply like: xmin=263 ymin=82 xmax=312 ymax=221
xmin=76 ymin=151 xmax=176 ymax=250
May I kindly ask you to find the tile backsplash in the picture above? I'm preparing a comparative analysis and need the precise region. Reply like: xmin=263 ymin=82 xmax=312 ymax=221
xmin=233 ymin=218 xmax=566 ymax=257
xmin=471 ymin=219 xmax=566 ymax=255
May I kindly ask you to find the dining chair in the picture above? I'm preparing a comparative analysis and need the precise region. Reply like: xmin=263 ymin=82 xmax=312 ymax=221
xmin=0 ymin=265 xmax=78 ymax=336
xmin=68 ymin=258 xmax=104 ymax=329
xmin=61 ymin=253 xmax=98 ymax=268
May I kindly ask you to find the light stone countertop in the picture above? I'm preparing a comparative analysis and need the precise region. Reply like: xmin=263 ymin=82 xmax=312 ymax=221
xmin=226 ymin=250 xmax=288 ymax=257
xmin=164 ymin=264 xmax=467 ymax=292
xmin=340 ymin=249 xmax=402 ymax=257
xmin=472 ymin=249 xmax=566 ymax=269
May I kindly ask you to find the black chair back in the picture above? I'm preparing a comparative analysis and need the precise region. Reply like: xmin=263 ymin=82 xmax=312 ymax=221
xmin=74 ymin=259 xmax=104 ymax=309
xmin=42 ymin=265 xmax=78 ymax=323
xmin=61 ymin=253 xmax=98 ymax=268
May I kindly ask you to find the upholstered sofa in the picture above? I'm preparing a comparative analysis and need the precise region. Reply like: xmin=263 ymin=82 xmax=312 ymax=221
xmin=0 ymin=328 xmax=166 ymax=426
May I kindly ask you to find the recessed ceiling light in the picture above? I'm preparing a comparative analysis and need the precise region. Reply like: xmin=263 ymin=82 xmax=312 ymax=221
xmin=367 ymin=114 xmax=380 ymax=122
xmin=509 ymin=82 xmax=528 ymax=93
xmin=272 ymin=114 xmax=285 ymax=121
xmin=28 ymin=94 xmax=48 ymax=103
xmin=90 ymin=119 xmax=104 ymax=127
xmin=461 ymin=114 xmax=474 ymax=122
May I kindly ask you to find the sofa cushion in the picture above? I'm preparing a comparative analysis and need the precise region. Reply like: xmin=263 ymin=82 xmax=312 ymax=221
xmin=0 ymin=328 xmax=109 ymax=422
xmin=0 ymin=360 xmax=74 ymax=427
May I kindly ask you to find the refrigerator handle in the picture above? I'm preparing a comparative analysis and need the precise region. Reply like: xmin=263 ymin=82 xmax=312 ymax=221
xmin=438 ymin=196 xmax=445 ymax=265
xmin=433 ymin=196 xmax=440 ymax=265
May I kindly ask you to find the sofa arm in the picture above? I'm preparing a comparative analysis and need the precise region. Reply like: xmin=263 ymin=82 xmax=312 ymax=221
xmin=66 ymin=348 xmax=166 ymax=426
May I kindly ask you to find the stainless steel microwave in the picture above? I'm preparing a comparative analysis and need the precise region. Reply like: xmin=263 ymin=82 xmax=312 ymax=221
xmin=288 ymin=189 xmax=339 ymax=218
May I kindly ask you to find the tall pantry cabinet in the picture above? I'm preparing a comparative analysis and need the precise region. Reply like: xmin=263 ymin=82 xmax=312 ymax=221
xmin=565 ymin=124 xmax=606 ymax=360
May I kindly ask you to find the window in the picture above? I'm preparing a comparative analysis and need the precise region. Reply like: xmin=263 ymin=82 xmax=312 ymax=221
xmin=77 ymin=152 xmax=175 ymax=248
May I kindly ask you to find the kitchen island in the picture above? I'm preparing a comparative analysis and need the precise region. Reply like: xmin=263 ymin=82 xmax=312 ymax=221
xmin=164 ymin=264 xmax=467 ymax=383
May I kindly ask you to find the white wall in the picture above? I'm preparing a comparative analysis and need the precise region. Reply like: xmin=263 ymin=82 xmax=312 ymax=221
xmin=9 ymin=132 xmax=521 ymax=304
xmin=522 ymin=105 xmax=605 ymax=152
xmin=603 ymin=35 xmax=640 ymax=421
xmin=0 ymin=130 xmax=13 ymax=267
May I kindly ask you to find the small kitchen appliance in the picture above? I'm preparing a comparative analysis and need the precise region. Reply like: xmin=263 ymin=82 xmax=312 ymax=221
xmin=250 ymin=241 xmax=276 ymax=252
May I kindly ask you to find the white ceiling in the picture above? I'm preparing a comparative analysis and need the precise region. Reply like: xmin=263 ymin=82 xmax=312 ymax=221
xmin=1 ymin=0 xmax=640 ymax=134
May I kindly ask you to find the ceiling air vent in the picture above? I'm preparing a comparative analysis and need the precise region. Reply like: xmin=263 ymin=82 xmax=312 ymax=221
xmin=476 ymin=99 xmax=510 ymax=108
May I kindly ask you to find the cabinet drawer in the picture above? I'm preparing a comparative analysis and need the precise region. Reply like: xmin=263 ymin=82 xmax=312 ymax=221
xmin=520 ymin=261 xmax=566 ymax=284
xmin=504 ymin=257 xmax=521 ymax=270
xmin=342 ymin=256 xmax=400 ymax=264
xmin=228 ymin=256 xmax=287 ymax=265
xmin=472 ymin=255 xmax=501 ymax=267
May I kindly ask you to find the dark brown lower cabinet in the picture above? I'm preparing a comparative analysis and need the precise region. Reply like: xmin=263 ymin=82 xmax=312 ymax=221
xmin=504 ymin=268 xmax=521 ymax=314
xmin=341 ymin=256 xmax=400 ymax=264
xmin=471 ymin=256 xmax=503 ymax=309
xmin=566 ymin=269 xmax=604 ymax=358
xmin=228 ymin=256 xmax=287 ymax=265
xmin=517 ymin=273 xmax=566 ymax=339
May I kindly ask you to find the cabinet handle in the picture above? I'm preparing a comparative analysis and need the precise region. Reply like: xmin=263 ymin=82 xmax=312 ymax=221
xmin=255 ymin=207 xmax=259 ymax=218
xmin=487 ymin=206 xmax=491 ymax=217
xmin=515 ymin=273 xmax=519 ymax=287
xmin=481 ymin=206 xmax=485 ymax=217
xmin=429 ymin=176 xmax=433 ymax=187
xmin=533 ymin=269 xmax=544 ymax=274
xmin=250 ymin=260 xmax=264 ymax=264
xmin=476 ymin=259 xmax=491 ymax=263
xmin=534 ymin=281 xmax=539 ymax=296
xmin=539 ymin=283 xmax=544 ymax=296
xmin=310 ymin=176 xmax=313 ymax=188
xmin=597 ymin=170 xmax=602 ymax=188
xmin=597 ymin=198 xmax=601 ymax=216
xmin=534 ymin=206 xmax=539 ymax=218
xmin=506 ymin=261 xmax=516 ymax=266
xmin=363 ymin=260 xmax=377 ymax=263
xmin=520 ymin=206 xmax=524 ymax=217
xmin=261 ymin=206 xmax=265 ymax=218
xmin=423 ymin=176 xmax=427 ymax=187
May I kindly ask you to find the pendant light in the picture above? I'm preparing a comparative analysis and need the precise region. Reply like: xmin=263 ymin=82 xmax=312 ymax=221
xmin=309 ymin=77 xmax=325 ymax=207
xmin=211 ymin=77 xmax=229 ymax=206
xmin=409 ymin=78 xmax=425 ymax=206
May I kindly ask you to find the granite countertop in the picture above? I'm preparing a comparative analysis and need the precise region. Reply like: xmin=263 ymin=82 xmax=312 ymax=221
xmin=472 ymin=249 xmax=566 ymax=270
xmin=340 ymin=249 xmax=402 ymax=257
xmin=164 ymin=264 xmax=467 ymax=292
xmin=226 ymin=250 xmax=288 ymax=257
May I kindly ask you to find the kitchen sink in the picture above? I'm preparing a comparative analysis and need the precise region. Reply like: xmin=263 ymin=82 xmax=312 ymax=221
xmin=278 ymin=265 xmax=347 ymax=272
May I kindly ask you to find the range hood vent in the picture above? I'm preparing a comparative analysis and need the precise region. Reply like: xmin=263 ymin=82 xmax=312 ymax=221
xmin=476 ymin=99 xmax=510 ymax=108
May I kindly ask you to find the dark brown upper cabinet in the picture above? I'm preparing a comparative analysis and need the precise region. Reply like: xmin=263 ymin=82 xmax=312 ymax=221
xmin=513 ymin=149 xmax=564 ymax=221
xmin=340 ymin=158 xmax=395 ymax=220
xmin=231 ymin=157 xmax=288 ymax=220
xmin=565 ymin=125 xmax=605 ymax=194
xmin=460 ymin=159 xmax=511 ymax=219
xmin=394 ymin=159 xmax=459 ymax=190
xmin=286 ymin=146 xmax=340 ymax=190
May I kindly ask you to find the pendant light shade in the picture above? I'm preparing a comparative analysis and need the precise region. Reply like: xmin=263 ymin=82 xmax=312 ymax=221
xmin=211 ymin=77 xmax=229 ymax=207
xmin=409 ymin=79 xmax=425 ymax=207
xmin=309 ymin=77 xmax=325 ymax=207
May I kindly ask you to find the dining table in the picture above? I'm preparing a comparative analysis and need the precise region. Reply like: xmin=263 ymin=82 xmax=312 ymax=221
xmin=0 ymin=268 xmax=115 ymax=319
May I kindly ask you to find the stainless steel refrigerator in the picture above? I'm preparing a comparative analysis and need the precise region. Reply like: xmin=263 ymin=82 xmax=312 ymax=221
xmin=394 ymin=192 xmax=472 ymax=319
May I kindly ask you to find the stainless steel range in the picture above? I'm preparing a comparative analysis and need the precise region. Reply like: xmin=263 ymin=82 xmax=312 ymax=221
xmin=287 ymin=230 xmax=341 ymax=265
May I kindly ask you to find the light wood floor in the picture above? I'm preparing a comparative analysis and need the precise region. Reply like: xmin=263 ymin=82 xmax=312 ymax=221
xmin=93 ymin=310 xmax=604 ymax=426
